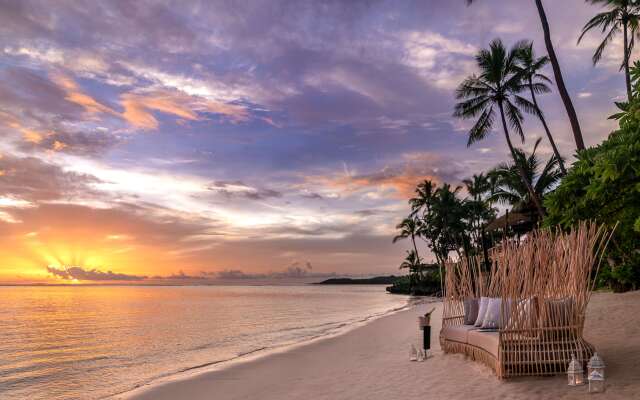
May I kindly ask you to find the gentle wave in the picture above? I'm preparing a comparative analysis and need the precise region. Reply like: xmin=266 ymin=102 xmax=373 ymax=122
xmin=2 ymin=285 xmax=414 ymax=400
xmin=112 ymin=295 xmax=423 ymax=400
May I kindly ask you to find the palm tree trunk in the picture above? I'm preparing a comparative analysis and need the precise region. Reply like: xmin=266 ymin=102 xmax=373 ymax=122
xmin=435 ymin=252 xmax=444 ymax=297
xmin=535 ymin=0 xmax=585 ymax=152
xmin=411 ymin=233 xmax=420 ymax=261
xmin=528 ymin=78 xmax=567 ymax=175
xmin=497 ymin=101 xmax=546 ymax=219
xmin=410 ymin=234 xmax=423 ymax=280
xmin=623 ymin=19 xmax=633 ymax=101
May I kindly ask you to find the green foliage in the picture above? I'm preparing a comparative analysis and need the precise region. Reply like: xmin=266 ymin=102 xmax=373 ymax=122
xmin=409 ymin=181 xmax=474 ymax=263
xmin=609 ymin=60 xmax=640 ymax=130
xmin=453 ymin=38 xmax=535 ymax=146
xmin=544 ymin=125 xmax=640 ymax=291
xmin=386 ymin=267 xmax=441 ymax=296
xmin=488 ymin=137 xmax=562 ymax=213
xmin=394 ymin=178 xmax=496 ymax=294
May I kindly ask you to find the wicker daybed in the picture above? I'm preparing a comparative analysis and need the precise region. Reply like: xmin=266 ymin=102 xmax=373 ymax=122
xmin=440 ymin=223 xmax=610 ymax=378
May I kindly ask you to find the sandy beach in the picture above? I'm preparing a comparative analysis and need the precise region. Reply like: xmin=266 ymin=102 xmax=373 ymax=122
xmin=123 ymin=291 xmax=640 ymax=400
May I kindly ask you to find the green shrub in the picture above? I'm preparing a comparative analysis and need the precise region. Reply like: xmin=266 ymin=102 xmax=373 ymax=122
xmin=386 ymin=269 xmax=442 ymax=296
xmin=544 ymin=126 xmax=640 ymax=291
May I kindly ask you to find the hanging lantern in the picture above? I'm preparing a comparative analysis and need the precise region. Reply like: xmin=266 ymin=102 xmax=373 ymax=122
xmin=567 ymin=354 xmax=585 ymax=386
xmin=587 ymin=352 xmax=605 ymax=379
xmin=588 ymin=370 xmax=605 ymax=393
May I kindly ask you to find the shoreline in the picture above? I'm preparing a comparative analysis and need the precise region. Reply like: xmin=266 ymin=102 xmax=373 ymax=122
xmin=115 ymin=295 xmax=434 ymax=399
xmin=121 ymin=291 xmax=639 ymax=400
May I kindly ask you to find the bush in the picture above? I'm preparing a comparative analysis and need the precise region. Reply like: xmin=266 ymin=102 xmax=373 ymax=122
xmin=544 ymin=126 xmax=640 ymax=291
xmin=386 ymin=268 xmax=442 ymax=296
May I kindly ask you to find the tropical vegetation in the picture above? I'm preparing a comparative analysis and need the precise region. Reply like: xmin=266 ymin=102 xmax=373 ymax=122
xmin=545 ymin=85 xmax=640 ymax=292
xmin=390 ymin=0 xmax=640 ymax=295
xmin=578 ymin=0 xmax=640 ymax=101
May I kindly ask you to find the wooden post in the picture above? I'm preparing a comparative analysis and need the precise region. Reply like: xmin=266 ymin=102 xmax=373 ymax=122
xmin=481 ymin=226 xmax=490 ymax=270
xmin=505 ymin=209 xmax=509 ymax=237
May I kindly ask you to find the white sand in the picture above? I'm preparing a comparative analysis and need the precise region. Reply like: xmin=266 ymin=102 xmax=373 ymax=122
xmin=123 ymin=291 xmax=640 ymax=400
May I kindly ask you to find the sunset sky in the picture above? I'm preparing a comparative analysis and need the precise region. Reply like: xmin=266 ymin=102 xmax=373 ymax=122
xmin=0 ymin=0 xmax=626 ymax=283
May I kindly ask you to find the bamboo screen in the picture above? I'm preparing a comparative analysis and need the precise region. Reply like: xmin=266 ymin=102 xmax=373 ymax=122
xmin=441 ymin=222 xmax=612 ymax=377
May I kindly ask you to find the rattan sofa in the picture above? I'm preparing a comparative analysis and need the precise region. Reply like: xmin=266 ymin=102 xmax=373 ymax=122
xmin=439 ymin=223 xmax=609 ymax=378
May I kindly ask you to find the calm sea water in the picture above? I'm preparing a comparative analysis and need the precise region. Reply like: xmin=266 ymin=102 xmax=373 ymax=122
xmin=0 ymin=285 xmax=409 ymax=400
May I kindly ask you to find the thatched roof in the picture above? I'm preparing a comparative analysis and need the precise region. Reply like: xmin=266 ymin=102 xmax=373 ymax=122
xmin=485 ymin=211 xmax=534 ymax=232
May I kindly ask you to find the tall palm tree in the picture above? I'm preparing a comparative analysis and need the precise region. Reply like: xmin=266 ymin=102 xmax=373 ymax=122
xmin=578 ymin=0 xmax=640 ymax=102
xmin=393 ymin=217 xmax=422 ymax=261
xmin=453 ymin=39 xmax=546 ymax=218
xmin=514 ymin=42 xmax=568 ymax=175
xmin=535 ymin=0 xmax=585 ymax=151
xmin=488 ymin=137 xmax=563 ymax=213
xmin=466 ymin=0 xmax=586 ymax=151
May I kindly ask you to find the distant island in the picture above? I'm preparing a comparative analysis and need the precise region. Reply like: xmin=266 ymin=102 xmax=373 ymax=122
xmin=313 ymin=276 xmax=398 ymax=285
xmin=314 ymin=275 xmax=441 ymax=296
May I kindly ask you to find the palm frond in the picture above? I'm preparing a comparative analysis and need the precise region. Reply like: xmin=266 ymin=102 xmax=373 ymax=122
xmin=514 ymin=95 xmax=538 ymax=115
xmin=467 ymin=107 xmax=495 ymax=146
xmin=529 ymin=81 xmax=552 ymax=94
xmin=504 ymin=100 xmax=525 ymax=142
xmin=593 ymin=25 xmax=620 ymax=65
xmin=578 ymin=9 xmax=620 ymax=44
xmin=453 ymin=95 xmax=491 ymax=118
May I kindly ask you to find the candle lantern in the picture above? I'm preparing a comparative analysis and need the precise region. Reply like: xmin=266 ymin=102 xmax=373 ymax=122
xmin=567 ymin=354 xmax=585 ymax=386
xmin=409 ymin=344 xmax=417 ymax=361
xmin=587 ymin=352 xmax=605 ymax=379
xmin=588 ymin=370 xmax=605 ymax=393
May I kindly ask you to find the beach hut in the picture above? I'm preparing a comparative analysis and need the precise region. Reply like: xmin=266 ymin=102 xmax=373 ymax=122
xmin=439 ymin=222 xmax=610 ymax=378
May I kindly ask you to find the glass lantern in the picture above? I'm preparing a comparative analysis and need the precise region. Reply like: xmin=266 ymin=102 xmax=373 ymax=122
xmin=588 ymin=352 xmax=605 ymax=379
xmin=588 ymin=370 xmax=605 ymax=393
xmin=410 ymin=344 xmax=417 ymax=361
xmin=567 ymin=354 xmax=585 ymax=386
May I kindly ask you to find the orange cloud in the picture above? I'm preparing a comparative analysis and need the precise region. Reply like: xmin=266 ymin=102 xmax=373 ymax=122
xmin=305 ymin=153 xmax=462 ymax=199
xmin=52 ymin=140 xmax=67 ymax=151
xmin=51 ymin=73 xmax=118 ymax=116
xmin=120 ymin=90 xmax=248 ymax=130
xmin=310 ymin=171 xmax=441 ymax=199
xmin=22 ymin=129 xmax=46 ymax=144
xmin=0 ymin=110 xmax=56 ymax=146
xmin=42 ymin=74 xmax=248 ymax=131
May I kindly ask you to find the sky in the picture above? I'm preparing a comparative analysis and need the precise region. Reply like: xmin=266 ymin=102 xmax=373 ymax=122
xmin=0 ymin=0 xmax=627 ymax=284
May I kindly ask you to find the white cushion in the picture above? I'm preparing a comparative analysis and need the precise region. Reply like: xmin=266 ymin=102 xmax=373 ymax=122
xmin=463 ymin=298 xmax=479 ymax=325
xmin=482 ymin=298 xmax=512 ymax=329
xmin=506 ymin=297 xmax=537 ymax=331
xmin=474 ymin=297 xmax=490 ymax=327
xmin=481 ymin=298 xmax=501 ymax=329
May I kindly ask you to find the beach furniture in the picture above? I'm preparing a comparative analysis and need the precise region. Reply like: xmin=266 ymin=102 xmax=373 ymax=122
xmin=439 ymin=223 xmax=610 ymax=378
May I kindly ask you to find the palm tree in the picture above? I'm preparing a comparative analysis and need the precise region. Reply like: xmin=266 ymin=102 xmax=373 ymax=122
xmin=579 ymin=1 xmax=640 ymax=102
xmin=399 ymin=249 xmax=422 ymax=290
xmin=466 ymin=0 xmax=586 ymax=151
xmin=462 ymin=174 xmax=496 ymax=249
xmin=393 ymin=217 xmax=422 ymax=261
xmin=463 ymin=173 xmax=492 ymax=202
xmin=488 ymin=137 xmax=563 ymax=213
xmin=453 ymin=38 xmax=546 ymax=218
xmin=409 ymin=180 xmax=436 ymax=217
xmin=535 ymin=0 xmax=585 ymax=151
xmin=514 ymin=42 xmax=568 ymax=175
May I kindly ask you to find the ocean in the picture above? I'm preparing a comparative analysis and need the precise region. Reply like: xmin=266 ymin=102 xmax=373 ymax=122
xmin=0 ymin=285 xmax=410 ymax=399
